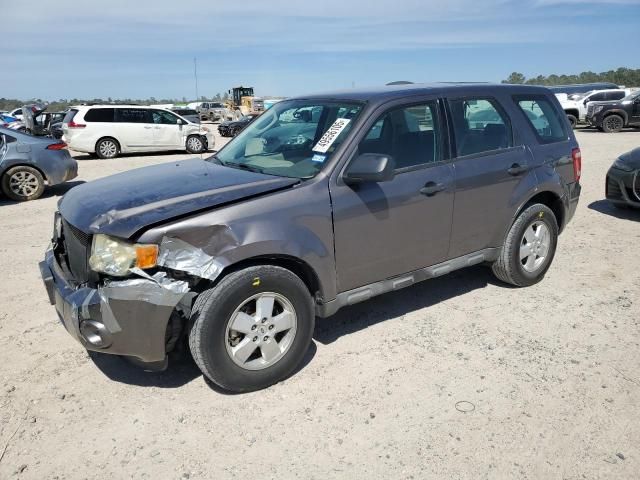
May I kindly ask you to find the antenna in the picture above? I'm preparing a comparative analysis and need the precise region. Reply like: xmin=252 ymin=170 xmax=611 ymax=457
xmin=194 ymin=57 xmax=199 ymax=102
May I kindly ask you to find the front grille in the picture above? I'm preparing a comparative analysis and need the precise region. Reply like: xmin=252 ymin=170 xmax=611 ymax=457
xmin=587 ymin=105 xmax=594 ymax=117
xmin=62 ymin=219 xmax=91 ymax=284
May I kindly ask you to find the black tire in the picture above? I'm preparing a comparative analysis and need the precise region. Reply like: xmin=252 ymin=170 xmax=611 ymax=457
xmin=189 ymin=265 xmax=315 ymax=392
xmin=492 ymin=203 xmax=558 ymax=287
xmin=1 ymin=165 xmax=45 ymax=201
xmin=95 ymin=137 xmax=120 ymax=159
xmin=566 ymin=114 xmax=578 ymax=129
xmin=186 ymin=135 xmax=205 ymax=154
xmin=602 ymin=114 xmax=624 ymax=133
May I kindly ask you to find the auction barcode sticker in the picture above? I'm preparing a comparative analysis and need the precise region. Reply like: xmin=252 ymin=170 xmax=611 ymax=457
xmin=312 ymin=118 xmax=351 ymax=153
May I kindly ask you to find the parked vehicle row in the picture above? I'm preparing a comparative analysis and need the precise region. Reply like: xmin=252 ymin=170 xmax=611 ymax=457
xmin=39 ymin=83 xmax=582 ymax=392
xmin=61 ymin=105 xmax=215 ymax=159
xmin=586 ymin=90 xmax=640 ymax=133
xmin=0 ymin=126 xmax=78 ymax=201
xmin=557 ymin=89 xmax=629 ymax=127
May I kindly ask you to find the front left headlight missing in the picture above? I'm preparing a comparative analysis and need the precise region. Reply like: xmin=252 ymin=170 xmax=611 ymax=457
xmin=89 ymin=234 xmax=158 ymax=276
xmin=594 ymin=105 xmax=604 ymax=114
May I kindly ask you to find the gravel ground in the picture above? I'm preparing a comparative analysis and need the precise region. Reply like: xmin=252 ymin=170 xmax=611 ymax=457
xmin=0 ymin=129 xmax=639 ymax=479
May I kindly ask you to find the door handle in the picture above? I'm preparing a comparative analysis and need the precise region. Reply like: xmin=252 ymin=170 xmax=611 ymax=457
xmin=420 ymin=182 xmax=446 ymax=196
xmin=144 ymin=126 xmax=153 ymax=129
xmin=507 ymin=163 xmax=527 ymax=176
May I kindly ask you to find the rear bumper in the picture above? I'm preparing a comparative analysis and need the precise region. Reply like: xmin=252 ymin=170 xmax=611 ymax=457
xmin=606 ymin=167 xmax=640 ymax=207
xmin=40 ymin=248 xmax=188 ymax=363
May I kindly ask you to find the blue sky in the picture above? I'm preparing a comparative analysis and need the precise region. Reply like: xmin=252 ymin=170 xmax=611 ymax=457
xmin=2 ymin=0 xmax=639 ymax=100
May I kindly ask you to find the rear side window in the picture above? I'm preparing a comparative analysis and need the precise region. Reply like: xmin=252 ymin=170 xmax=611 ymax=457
xmin=63 ymin=109 xmax=78 ymax=123
xmin=589 ymin=92 xmax=606 ymax=102
xmin=515 ymin=96 xmax=568 ymax=144
xmin=607 ymin=91 xmax=626 ymax=101
xmin=84 ymin=108 xmax=115 ymax=122
xmin=115 ymin=108 xmax=151 ymax=123
xmin=447 ymin=98 xmax=513 ymax=157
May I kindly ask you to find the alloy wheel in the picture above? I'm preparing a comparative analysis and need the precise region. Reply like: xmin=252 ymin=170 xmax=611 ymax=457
xmin=520 ymin=220 xmax=551 ymax=273
xmin=187 ymin=137 xmax=203 ymax=151
xmin=9 ymin=171 xmax=39 ymax=197
xmin=99 ymin=140 xmax=118 ymax=158
xmin=225 ymin=292 xmax=297 ymax=371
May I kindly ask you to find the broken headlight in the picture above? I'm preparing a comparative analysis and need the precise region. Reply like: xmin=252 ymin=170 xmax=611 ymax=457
xmin=89 ymin=234 xmax=158 ymax=276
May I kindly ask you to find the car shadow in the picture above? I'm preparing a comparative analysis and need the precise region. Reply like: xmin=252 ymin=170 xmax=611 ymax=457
xmin=0 ymin=180 xmax=85 ymax=206
xmin=576 ymin=128 xmax=640 ymax=134
xmin=588 ymin=199 xmax=640 ymax=221
xmin=88 ymin=339 xmax=318 ymax=393
xmin=313 ymin=265 xmax=495 ymax=345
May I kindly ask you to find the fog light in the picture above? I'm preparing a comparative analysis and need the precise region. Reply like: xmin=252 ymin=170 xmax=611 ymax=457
xmin=79 ymin=320 xmax=112 ymax=348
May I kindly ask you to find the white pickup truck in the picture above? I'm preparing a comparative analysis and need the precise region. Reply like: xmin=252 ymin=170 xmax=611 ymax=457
xmin=557 ymin=89 xmax=629 ymax=128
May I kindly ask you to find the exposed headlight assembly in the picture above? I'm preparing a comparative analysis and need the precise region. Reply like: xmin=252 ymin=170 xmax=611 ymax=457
xmin=612 ymin=158 xmax=634 ymax=172
xmin=593 ymin=105 xmax=604 ymax=114
xmin=89 ymin=234 xmax=158 ymax=276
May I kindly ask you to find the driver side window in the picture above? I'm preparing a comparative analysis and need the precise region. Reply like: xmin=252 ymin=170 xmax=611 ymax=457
xmin=358 ymin=102 xmax=440 ymax=170
xmin=152 ymin=110 xmax=180 ymax=125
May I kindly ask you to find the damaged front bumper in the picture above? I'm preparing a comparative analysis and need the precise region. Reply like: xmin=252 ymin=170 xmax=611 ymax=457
xmin=39 ymin=248 xmax=190 ymax=364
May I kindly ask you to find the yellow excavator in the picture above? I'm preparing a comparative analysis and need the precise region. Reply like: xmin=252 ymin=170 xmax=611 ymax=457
xmin=225 ymin=86 xmax=264 ymax=119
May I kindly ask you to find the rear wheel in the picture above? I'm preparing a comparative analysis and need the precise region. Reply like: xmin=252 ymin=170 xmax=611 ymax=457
xmin=1 ymin=166 xmax=45 ymax=201
xmin=492 ymin=203 xmax=558 ymax=287
xmin=602 ymin=114 xmax=624 ymax=133
xmin=189 ymin=265 xmax=315 ymax=392
xmin=95 ymin=137 xmax=120 ymax=159
xmin=186 ymin=135 xmax=205 ymax=154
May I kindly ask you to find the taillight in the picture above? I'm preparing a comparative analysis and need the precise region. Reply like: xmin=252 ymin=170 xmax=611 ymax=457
xmin=571 ymin=148 xmax=581 ymax=182
xmin=47 ymin=142 xmax=67 ymax=150
xmin=67 ymin=121 xmax=86 ymax=129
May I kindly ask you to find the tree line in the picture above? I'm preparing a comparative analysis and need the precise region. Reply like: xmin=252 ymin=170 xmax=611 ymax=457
xmin=502 ymin=67 xmax=640 ymax=87
xmin=0 ymin=93 xmax=230 ymax=113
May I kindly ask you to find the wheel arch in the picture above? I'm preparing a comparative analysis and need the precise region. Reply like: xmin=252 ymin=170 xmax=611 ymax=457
xmin=94 ymin=136 xmax=121 ymax=153
xmin=0 ymin=162 xmax=49 ymax=184
xmin=513 ymin=190 xmax=565 ymax=234
xmin=199 ymin=254 xmax=323 ymax=302
xmin=603 ymin=110 xmax=629 ymax=125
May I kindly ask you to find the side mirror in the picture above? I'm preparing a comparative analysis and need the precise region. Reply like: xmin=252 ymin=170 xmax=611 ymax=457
xmin=177 ymin=119 xmax=183 ymax=125
xmin=343 ymin=153 xmax=395 ymax=185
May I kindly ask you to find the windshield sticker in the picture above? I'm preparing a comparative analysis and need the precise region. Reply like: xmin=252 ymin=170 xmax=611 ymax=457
xmin=312 ymin=118 xmax=351 ymax=153
xmin=311 ymin=154 xmax=326 ymax=163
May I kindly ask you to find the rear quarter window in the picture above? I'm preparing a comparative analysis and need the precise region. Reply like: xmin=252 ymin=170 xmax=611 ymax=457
xmin=84 ymin=108 xmax=115 ymax=122
xmin=115 ymin=108 xmax=151 ymax=123
xmin=514 ymin=95 xmax=568 ymax=144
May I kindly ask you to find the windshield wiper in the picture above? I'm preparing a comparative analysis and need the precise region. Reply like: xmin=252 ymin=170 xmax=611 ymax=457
xmin=223 ymin=161 xmax=268 ymax=174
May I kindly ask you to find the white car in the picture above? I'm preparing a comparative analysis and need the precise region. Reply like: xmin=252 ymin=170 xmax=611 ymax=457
xmin=557 ymin=89 xmax=629 ymax=127
xmin=8 ymin=108 xmax=24 ymax=121
xmin=61 ymin=105 xmax=215 ymax=159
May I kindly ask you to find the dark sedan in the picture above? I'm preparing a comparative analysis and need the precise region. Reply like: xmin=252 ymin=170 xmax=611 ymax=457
xmin=0 ymin=126 xmax=78 ymax=201
xmin=218 ymin=113 xmax=260 ymax=137
xmin=606 ymin=147 xmax=640 ymax=208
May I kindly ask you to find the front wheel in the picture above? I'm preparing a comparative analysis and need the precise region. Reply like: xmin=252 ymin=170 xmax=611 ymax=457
xmin=492 ymin=203 xmax=558 ymax=287
xmin=566 ymin=114 xmax=578 ymax=129
xmin=189 ymin=265 xmax=315 ymax=392
xmin=602 ymin=114 xmax=624 ymax=133
xmin=186 ymin=135 xmax=205 ymax=154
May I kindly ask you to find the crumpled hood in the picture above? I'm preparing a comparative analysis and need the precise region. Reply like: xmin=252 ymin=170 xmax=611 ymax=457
xmin=59 ymin=158 xmax=299 ymax=238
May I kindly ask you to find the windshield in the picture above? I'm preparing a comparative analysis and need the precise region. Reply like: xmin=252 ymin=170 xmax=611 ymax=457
xmin=623 ymin=90 xmax=640 ymax=101
xmin=213 ymin=100 xmax=363 ymax=179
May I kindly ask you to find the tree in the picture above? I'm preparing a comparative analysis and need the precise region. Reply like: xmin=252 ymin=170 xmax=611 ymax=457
xmin=503 ymin=72 xmax=526 ymax=84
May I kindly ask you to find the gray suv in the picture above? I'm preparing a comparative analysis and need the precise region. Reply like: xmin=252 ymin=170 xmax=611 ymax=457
xmin=40 ymin=84 xmax=581 ymax=392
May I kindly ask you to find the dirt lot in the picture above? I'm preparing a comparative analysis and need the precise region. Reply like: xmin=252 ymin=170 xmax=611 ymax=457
xmin=0 ymin=129 xmax=639 ymax=479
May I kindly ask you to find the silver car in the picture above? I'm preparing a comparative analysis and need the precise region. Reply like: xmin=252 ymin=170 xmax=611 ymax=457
xmin=0 ymin=127 xmax=78 ymax=201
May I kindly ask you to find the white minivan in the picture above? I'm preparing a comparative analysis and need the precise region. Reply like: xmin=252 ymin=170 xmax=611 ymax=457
xmin=62 ymin=105 xmax=215 ymax=159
